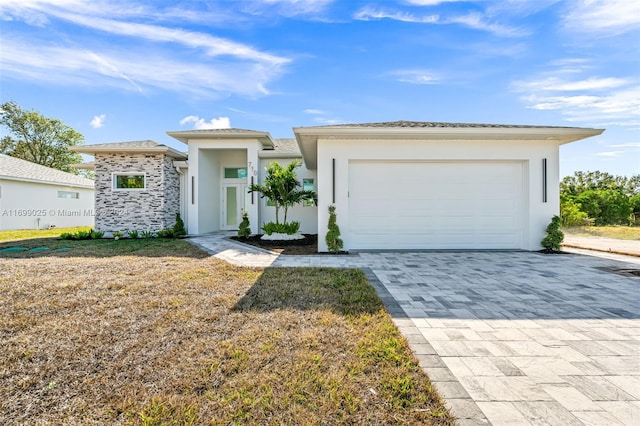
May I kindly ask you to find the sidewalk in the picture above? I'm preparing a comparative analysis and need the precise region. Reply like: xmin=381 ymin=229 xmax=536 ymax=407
xmin=563 ymin=235 xmax=640 ymax=258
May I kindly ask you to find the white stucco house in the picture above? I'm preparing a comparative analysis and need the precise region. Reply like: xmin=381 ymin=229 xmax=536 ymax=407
xmin=72 ymin=121 xmax=603 ymax=252
xmin=0 ymin=154 xmax=95 ymax=230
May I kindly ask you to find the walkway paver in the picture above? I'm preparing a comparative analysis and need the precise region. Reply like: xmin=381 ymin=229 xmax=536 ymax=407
xmin=190 ymin=233 xmax=640 ymax=425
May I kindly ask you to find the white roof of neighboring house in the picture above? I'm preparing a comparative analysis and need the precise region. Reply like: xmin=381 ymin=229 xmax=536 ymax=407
xmin=0 ymin=154 xmax=95 ymax=188
xmin=70 ymin=140 xmax=187 ymax=159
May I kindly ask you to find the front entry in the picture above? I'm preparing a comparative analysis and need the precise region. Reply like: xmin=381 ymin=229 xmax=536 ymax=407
xmin=222 ymin=183 xmax=248 ymax=230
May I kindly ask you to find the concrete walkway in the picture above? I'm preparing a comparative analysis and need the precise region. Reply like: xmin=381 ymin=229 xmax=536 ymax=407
xmin=190 ymin=233 xmax=640 ymax=425
xmin=563 ymin=235 xmax=640 ymax=257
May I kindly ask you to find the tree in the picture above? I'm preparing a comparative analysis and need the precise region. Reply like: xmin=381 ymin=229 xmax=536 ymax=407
xmin=325 ymin=205 xmax=343 ymax=253
xmin=576 ymin=189 xmax=631 ymax=225
xmin=248 ymin=160 xmax=316 ymax=225
xmin=0 ymin=101 xmax=84 ymax=173
xmin=541 ymin=215 xmax=564 ymax=252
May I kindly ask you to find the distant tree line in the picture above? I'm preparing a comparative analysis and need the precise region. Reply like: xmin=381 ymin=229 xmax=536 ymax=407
xmin=560 ymin=171 xmax=640 ymax=227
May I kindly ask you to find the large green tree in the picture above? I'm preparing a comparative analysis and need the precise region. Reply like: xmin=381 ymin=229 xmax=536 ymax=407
xmin=560 ymin=170 xmax=639 ymax=226
xmin=0 ymin=101 xmax=84 ymax=173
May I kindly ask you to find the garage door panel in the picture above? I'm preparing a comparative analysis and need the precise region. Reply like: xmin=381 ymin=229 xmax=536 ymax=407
xmin=348 ymin=161 xmax=524 ymax=249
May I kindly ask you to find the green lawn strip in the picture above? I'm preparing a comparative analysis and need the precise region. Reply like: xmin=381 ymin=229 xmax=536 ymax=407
xmin=563 ymin=225 xmax=640 ymax=240
xmin=0 ymin=227 xmax=92 ymax=243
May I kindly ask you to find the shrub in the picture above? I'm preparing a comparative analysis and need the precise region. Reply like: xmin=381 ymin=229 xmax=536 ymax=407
xmin=127 ymin=230 xmax=139 ymax=239
xmin=325 ymin=205 xmax=344 ymax=253
xmin=262 ymin=221 xmax=300 ymax=236
xmin=157 ymin=228 xmax=175 ymax=238
xmin=173 ymin=213 xmax=186 ymax=237
xmin=141 ymin=230 xmax=154 ymax=239
xmin=560 ymin=199 xmax=592 ymax=227
xmin=237 ymin=211 xmax=251 ymax=238
xmin=60 ymin=232 xmax=73 ymax=240
xmin=112 ymin=231 xmax=123 ymax=240
xmin=90 ymin=230 xmax=105 ymax=239
xmin=541 ymin=215 xmax=564 ymax=252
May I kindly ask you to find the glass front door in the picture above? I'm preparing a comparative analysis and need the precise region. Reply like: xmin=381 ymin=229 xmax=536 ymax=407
xmin=222 ymin=184 xmax=248 ymax=230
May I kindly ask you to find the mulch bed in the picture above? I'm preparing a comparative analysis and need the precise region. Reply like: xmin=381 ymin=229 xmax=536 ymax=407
xmin=231 ymin=234 xmax=318 ymax=255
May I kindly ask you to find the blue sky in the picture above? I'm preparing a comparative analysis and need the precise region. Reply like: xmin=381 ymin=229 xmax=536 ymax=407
xmin=1 ymin=0 xmax=638 ymax=177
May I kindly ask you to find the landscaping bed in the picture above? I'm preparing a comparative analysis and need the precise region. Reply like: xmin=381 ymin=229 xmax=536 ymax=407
xmin=0 ymin=237 xmax=453 ymax=425
xmin=232 ymin=233 xmax=319 ymax=255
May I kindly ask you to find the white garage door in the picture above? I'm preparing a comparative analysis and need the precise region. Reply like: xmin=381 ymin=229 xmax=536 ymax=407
xmin=348 ymin=161 xmax=524 ymax=249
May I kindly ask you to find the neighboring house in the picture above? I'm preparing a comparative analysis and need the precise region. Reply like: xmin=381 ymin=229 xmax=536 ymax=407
xmin=72 ymin=121 xmax=603 ymax=251
xmin=0 ymin=154 xmax=95 ymax=230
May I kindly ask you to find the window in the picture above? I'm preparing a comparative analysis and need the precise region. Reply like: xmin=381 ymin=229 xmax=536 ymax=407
xmin=303 ymin=178 xmax=315 ymax=207
xmin=224 ymin=168 xmax=248 ymax=179
xmin=58 ymin=190 xmax=79 ymax=199
xmin=113 ymin=173 xmax=145 ymax=190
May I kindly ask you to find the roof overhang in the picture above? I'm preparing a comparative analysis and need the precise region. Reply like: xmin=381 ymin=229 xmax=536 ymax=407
xmin=0 ymin=175 xmax=94 ymax=189
xmin=293 ymin=125 xmax=605 ymax=169
xmin=166 ymin=130 xmax=275 ymax=149
xmin=70 ymin=145 xmax=187 ymax=159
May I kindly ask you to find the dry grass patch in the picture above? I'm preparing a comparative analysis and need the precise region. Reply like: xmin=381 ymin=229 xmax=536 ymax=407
xmin=563 ymin=225 xmax=640 ymax=240
xmin=0 ymin=239 xmax=454 ymax=425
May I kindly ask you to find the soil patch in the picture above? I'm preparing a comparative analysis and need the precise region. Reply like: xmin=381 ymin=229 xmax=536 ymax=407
xmin=232 ymin=234 xmax=318 ymax=255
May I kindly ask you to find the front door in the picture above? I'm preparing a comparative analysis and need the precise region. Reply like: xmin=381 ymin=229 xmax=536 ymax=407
xmin=222 ymin=184 xmax=248 ymax=230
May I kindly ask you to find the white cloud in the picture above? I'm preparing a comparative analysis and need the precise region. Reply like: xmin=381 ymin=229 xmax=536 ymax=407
xmin=353 ymin=6 xmax=524 ymax=36
xmin=564 ymin=0 xmax=640 ymax=35
xmin=180 ymin=115 xmax=231 ymax=130
xmin=404 ymin=0 xmax=466 ymax=5
xmin=0 ymin=1 xmax=290 ymax=98
xmin=596 ymin=151 xmax=624 ymax=157
xmin=304 ymin=109 xmax=326 ymax=114
xmin=354 ymin=7 xmax=438 ymax=23
xmin=90 ymin=113 xmax=106 ymax=128
xmin=388 ymin=69 xmax=441 ymax=85
xmin=610 ymin=142 xmax=640 ymax=148
xmin=247 ymin=0 xmax=334 ymax=16
xmin=512 ymin=60 xmax=640 ymax=126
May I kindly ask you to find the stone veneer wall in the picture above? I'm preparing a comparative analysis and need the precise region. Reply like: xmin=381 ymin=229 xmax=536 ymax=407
xmin=162 ymin=155 xmax=181 ymax=229
xmin=94 ymin=153 xmax=180 ymax=234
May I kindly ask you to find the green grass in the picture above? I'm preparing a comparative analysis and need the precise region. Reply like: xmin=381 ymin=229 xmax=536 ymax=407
xmin=0 ymin=226 xmax=92 ymax=242
xmin=0 ymin=239 xmax=454 ymax=425
xmin=563 ymin=225 xmax=640 ymax=240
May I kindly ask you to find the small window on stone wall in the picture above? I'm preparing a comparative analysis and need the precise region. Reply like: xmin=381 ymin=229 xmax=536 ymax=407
xmin=58 ymin=191 xmax=79 ymax=199
xmin=113 ymin=173 xmax=145 ymax=190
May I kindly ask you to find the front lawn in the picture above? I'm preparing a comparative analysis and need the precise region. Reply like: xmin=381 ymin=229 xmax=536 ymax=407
xmin=563 ymin=225 xmax=640 ymax=240
xmin=0 ymin=226 xmax=92 ymax=242
xmin=0 ymin=238 xmax=454 ymax=425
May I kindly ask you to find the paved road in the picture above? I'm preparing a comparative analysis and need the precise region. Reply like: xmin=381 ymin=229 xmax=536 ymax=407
xmin=563 ymin=235 xmax=640 ymax=257
xmin=191 ymin=233 xmax=640 ymax=425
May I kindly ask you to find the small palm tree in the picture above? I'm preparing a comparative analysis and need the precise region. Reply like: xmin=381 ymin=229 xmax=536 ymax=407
xmin=249 ymin=160 xmax=316 ymax=225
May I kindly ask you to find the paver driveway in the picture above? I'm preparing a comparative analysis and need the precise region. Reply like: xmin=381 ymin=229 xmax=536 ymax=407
xmin=192 ymin=234 xmax=640 ymax=425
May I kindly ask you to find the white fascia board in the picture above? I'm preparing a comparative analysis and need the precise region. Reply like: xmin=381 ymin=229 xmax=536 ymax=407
xmin=166 ymin=131 xmax=275 ymax=148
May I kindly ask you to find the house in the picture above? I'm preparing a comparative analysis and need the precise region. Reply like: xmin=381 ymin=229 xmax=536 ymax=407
xmin=71 ymin=121 xmax=603 ymax=251
xmin=0 ymin=154 xmax=95 ymax=230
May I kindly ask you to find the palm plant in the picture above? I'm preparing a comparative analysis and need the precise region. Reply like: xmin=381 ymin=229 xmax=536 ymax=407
xmin=249 ymin=160 xmax=316 ymax=225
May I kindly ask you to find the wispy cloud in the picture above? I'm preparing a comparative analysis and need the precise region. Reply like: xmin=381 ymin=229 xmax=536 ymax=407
xmin=404 ymin=0 xmax=466 ymax=5
xmin=387 ymin=69 xmax=441 ymax=85
xmin=0 ymin=1 xmax=290 ymax=98
xmin=563 ymin=0 xmax=640 ymax=35
xmin=244 ymin=0 xmax=334 ymax=17
xmin=304 ymin=109 xmax=326 ymax=114
xmin=353 ymin=5 xmax=525 ymax=36
xmin=90 ymin=113 xmax=106 ymax=128
xmin=180 ymin=115 xmax=231 ymax=130
xmin=610 ymin=142 xmax=640 ymax=148
xmin=354 ymin=7 xmax=438 ymax=24
xmin=512 ymin=61 xmax=640 ymax=126
xmin=596 ymin=151 xmax=624 ymax=157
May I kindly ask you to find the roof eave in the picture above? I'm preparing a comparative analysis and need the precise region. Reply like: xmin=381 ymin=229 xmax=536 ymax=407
xmin=70 ymin=146 xmax=187 ymax=159
xmin=166 ymin=130 xmax=275 ymax=148
xmin=0 ymin=175 xmax=95 ymax=189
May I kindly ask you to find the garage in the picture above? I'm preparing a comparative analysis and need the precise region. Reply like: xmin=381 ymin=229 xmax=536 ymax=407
xmin=347 ymin=161 xmax=524 ymax=249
